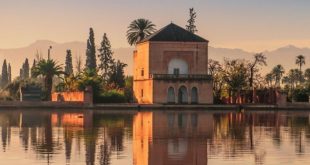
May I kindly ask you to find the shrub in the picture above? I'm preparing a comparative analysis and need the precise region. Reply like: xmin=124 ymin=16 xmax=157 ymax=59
xmin=5 ymin=78 xmax=43 ymax=101
xmin=0 ymin=91 xmax=13 ymax=101
xmin=77 ymin=69 xmax=103 ymax=98
xmin=292 ymin=88 xmax=309 ymax=102
xmin=124 ymin=87 xmax=134 ymax=103
xmin=124 ymin=76 xmax=134 ymax=102
xmin=95 ymin=90 xmax=126 ymax=103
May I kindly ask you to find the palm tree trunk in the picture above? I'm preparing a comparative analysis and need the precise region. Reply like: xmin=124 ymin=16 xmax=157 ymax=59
xmin=250 ymin=69 xmax=254 ymax=103
xmin=300 ymin=64 xmax=302 ymax=84
xmin=45 ymin=76 xmax=53 ymax=101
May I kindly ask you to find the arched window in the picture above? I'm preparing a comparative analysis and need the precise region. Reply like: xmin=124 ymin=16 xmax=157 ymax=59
xmin=178 ymin=86 xmax=188 ymax=104
xmin=167 ymin=87 xmax=175 ymax=104
xmin=191 ymin=87 xmax=198 ymax=104
xmin=168 ymin=59 xmax=189 ymax=75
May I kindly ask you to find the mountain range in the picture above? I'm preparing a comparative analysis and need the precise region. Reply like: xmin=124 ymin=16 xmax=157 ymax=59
xmin=0 ymin=40 xmax=309 ymax=78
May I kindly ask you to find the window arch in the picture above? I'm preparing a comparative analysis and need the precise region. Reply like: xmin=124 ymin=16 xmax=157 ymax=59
xmin=191 ymin=87 xmax=198 ymax=104
xmin=168 ymin=59 xmax=189 ymax=74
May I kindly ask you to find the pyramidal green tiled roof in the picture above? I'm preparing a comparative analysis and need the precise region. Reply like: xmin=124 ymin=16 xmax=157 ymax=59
xmin=139 ymin=23 xmax=208 ymax=43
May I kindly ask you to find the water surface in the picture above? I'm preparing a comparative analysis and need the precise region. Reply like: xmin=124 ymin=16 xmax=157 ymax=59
xmin=0 ymin=110 xmax=310 ymax=165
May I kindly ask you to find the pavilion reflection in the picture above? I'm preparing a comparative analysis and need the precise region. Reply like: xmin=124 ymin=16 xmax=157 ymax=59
xmin=133 ymin=111 xmax=213 ymax=165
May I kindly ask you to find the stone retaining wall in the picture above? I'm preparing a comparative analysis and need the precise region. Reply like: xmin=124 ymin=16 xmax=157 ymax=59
xmin=51 ymin=87 xmax=93 ymax=105
xmin=52 ymin=92 xmax=84 ymax=102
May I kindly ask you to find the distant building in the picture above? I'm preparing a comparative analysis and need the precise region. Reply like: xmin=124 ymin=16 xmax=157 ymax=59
xmin=133 ymin=23 xmax=213 ymax=104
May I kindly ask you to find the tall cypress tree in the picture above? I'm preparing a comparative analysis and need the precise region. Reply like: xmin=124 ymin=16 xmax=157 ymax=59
xmin=186 ymin=8 xmax=198 ymax=33
xmin=1 ymin=60 xmax=8 ymax=87
xmin=8 ymin=63 xmax=11 ymax=83
xmin=98 ymin=33 xmax=114 ymax=80
xmin=31 ymin=59 xmax=37 ymax=78
xmin=23 ymin=58 xmax=30 ymax=79
xmin=85 ymin=28 xmax=97 ymax=70
xmin=65 ymin=49 xmax=73 ymax=76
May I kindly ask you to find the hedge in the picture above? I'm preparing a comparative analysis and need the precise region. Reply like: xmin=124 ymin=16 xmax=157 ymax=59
xmin=94 ymin=90 xmax=127 ymax=103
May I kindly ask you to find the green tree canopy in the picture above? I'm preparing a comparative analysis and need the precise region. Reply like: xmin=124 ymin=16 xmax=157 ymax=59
xmin=77 ymin=68 xmax=103 ymax=98
xmin=126 ymin=18 xmax=156 ymax=45
xmin=222 ymin=59 xmax=249 ymax=100
xmin=296 ymin=55 xmax=306 ymax=72
xmin=208 ymin=59 xmax=224 ymax=101
xmin=249 ymin=53 xmax=267 ymax=87
xmin=109 ymin=60 xmax=127 ymax=89
xmin=282 ymin=68 xmax=304 ymax=99
xmin=265 ymin=73 xmax=274 ymax=88
xmin=186 ymin=8 xmax=198 ymax=33
xmin=98 ymin=33 xmax=114 ymax=80
xmin=271 ymin=64 xmax=285 ymax=87
xmin=305 ymin=68 xmax=310 ymax=82
xmin=296 ymin=55 xmax=305 ymax=83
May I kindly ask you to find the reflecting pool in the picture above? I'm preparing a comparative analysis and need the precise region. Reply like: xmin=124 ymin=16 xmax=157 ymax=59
xmin=0 ymin=110 xmax=310 ymax=165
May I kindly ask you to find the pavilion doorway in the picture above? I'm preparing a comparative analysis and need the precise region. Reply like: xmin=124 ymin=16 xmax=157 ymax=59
xmin=178 ymin=86 xmax=188 ymax=104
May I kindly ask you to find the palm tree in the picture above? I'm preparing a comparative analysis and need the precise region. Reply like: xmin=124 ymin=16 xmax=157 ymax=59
xmin=282 ymin=76 xmax=291 ymax=86
xmin=305 ymin=68 xmax=310 ymax=81
xmin=271 ymin=64 xmax=285 ymax=87
xmin=282 ymin=75 xmax=294 ymax=102
xmin=296 ymin=55 xmax=305 ymax=72
xmin=288 ymin=69 xmax=302 ymax=88
xmin=265 ymin=73 xmax=274 ymax=88
xmin=296 ymin=55 xmax=305 ymax=82
xmin=62 ymin=74 xmax=80 ymax=91
xmin=32 ymin=59 xmax=63 ymax=100
xmin=249 ymin=53 xmax=267 ymax=103
xmin=126 ymin=19 xmax=156 ymax=45
xmin=249 ymin=53 xmax=267 ymax=88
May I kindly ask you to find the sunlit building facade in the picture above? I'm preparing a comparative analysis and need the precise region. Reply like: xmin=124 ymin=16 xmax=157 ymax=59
xmin=133 ymin=23 xmax=213 ymax=104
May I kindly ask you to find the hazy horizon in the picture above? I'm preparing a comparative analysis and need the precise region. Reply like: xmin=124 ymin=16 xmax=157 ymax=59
xmin=1 ymin=39 xmax=310 ymax=53
xmin=0 ymin=39 xmax=309 ymax=79
xmin=1 ymin=0 xmax=310 ymax=52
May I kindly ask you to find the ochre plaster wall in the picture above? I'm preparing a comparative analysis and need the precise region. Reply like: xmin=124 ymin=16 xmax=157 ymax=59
xmin=149 ymin=42 xmax=208 ymax=75
xmin=133 ymin=41 xmax=212 ymax=104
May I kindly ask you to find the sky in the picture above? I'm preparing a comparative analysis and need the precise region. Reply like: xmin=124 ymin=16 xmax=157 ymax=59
xmin=0 ymin=0 xmax=310 ymax=51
